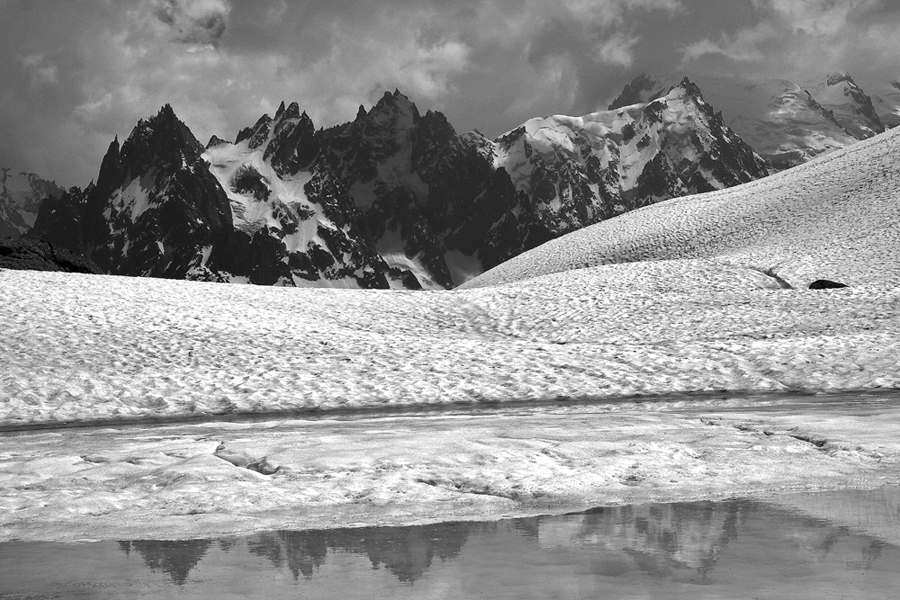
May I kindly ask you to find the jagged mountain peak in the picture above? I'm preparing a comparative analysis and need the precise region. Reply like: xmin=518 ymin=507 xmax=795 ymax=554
xmin=207 ymin=135 xmax=228 ymax=149
xmin=609 ymin=74 xmax=709 ymax=111
xmin=608 ymin=72 xmax=674 ymax=110
xmin=368 ymin=89 xmax=421 ymax=127
xmin=826 ymin=72 xmax=853 ymax=86
xmin=107 ymin=103 xmax=207 ymax=183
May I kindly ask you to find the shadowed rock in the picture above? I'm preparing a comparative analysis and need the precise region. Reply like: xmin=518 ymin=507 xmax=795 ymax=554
xmin=0 ymin=236 xmax=102 ymax=274
xmin=809 ymin=279 xmax=848 ymax=290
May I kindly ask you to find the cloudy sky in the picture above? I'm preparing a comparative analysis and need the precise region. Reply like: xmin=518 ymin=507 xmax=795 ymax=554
xmin=2 ymin=0 xmax=899 ymax=187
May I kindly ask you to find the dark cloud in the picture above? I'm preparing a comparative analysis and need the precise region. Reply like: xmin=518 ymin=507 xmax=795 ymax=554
xmin=153 ymin=0 xmax=231 ymax=46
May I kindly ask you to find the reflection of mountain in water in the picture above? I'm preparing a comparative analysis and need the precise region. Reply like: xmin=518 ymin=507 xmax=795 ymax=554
xmin=113 ymin=491 xmax=900 ymax=586
xmin=118 ymin=539 xmax=212 ymax=585
xmin=537 ymin=500 xmax=746 ymax=580
xmin=246 ymin=521 xmax=473 ymax=582
xmin=248 ymin=531 xmax=327 ymax=580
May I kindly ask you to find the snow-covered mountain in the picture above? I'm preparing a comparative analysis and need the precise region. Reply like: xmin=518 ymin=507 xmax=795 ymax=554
xmin=870 ymin=79 xmax=900 ymax=128
xmin=32 ymin=105 xmax=234 ymax=279
xmin=0 ymin=168 xmax=65 ymax=239
xmin=492 ymin=78 xmax=768 ymax=236
xmin=202 ymin=100 xmax=406 ymax=288
xmin=30 ymin=83 xmax=769 ymax=288
xmin=610 ymin=72 xmax=891 ymax=170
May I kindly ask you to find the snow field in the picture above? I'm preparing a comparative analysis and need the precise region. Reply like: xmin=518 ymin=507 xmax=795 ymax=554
xmin=1 ymin=261 xmax=899 ymax=425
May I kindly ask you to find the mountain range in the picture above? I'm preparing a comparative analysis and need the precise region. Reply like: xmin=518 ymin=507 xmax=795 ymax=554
xmin=15 ymin=78 xmax=765 ymax=288
xmin=6 ymin=72 xmax=895 ymax=288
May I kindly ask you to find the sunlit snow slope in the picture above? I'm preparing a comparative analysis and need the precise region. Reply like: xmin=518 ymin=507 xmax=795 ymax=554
xmin=463 ymin=126 xmax=900 ymax=290
xmin=2 ymin=126 xmax=900 ymax=427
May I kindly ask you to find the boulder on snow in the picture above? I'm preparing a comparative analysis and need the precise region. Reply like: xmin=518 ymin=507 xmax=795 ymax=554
xmin=809 ymin=279 xmax=848 ymax=290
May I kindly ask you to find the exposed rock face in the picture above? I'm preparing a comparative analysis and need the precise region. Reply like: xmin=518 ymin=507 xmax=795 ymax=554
xmin=0 ymin=237 xmax=102 ymax=274
xmin=611 ymin=72 xmax=889 ymax=170
xmin=317 ymin=90 xmax=500 ymax=287
xmin=31 ymin=105 xmax=234 ymax=279
xmin=32 ymin=85 xmax=770 ymax=289
xmin=0 ymin=168 xmax=66 ymax=239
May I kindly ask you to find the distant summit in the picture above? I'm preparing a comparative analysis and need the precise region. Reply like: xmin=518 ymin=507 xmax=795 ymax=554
xmin=611 ymin=72 xmax=898 ymax=169
xmin=0 ymin=168 xmax=65 ymax=239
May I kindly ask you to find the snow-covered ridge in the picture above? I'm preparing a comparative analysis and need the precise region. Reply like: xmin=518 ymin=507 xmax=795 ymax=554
xmin=610 ymin=72 xmax=896 ymax=169
xmin=493 ymin=79 xmax=767 ymax=221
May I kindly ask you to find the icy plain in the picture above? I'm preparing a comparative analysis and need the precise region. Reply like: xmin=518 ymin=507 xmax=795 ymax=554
xmin=1 ymin=128 xmax=900 ymax=542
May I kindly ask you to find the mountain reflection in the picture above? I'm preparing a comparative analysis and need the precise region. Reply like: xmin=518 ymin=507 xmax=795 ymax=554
xmin=115 ymin=493 xmax=900 ymax=586
xmin=247 ymin=521 xmax=474 ymax=582
xmin=118 ymin=539 xmax=212 ymax=585
xmin=542 ymin=500 xmax=747 ymax=581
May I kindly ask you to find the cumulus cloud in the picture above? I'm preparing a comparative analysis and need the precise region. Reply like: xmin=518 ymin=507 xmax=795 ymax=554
xmin=595 ymin=33 xmax=641 ymax=67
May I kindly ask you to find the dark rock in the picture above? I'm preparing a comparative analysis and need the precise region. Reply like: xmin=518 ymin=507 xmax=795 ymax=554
xmin=0 ymin=236 xmax=102 ymax=274
xmin=206 ymin=135 xmax=228 ymax=148
xmin=809 ymin=279 xmax=848 ymax=290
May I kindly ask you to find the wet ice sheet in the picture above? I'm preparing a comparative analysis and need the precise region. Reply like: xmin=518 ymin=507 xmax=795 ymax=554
xmin=2 ymin=394 xmax=899 ymax=543
xmin=2 ymin=490 xmax=899 ymax=600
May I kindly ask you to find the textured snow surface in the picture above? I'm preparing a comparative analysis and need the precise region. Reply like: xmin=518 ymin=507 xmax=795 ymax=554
xmin=466 ymin=126 xmax=900 ymax=289
xmin=2 ymin=265 xmax=900 ymax=426
xmin=2 ymin=397 xmax=899 ymax=542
